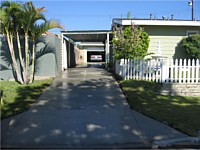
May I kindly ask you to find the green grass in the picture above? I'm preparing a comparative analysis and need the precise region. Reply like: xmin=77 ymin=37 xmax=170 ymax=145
xmin=120 ymin=80 xmax=200 ymax=136
xmin=0 ymin=79 xmax=53 ymax=119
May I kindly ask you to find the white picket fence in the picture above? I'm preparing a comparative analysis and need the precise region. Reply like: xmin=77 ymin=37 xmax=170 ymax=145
xmin=115 ymin=59 xmax=200 ymax=83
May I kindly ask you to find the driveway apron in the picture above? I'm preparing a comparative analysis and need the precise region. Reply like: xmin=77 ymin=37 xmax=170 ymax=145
xmin=2 ymin=68 xmax=148 ymax=148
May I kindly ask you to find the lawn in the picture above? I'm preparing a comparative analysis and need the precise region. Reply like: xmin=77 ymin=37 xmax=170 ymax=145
xmin=0 ymin=79 xmax=53 ymax=119
xmin=120 ymin=80 xmax=200 ymax=137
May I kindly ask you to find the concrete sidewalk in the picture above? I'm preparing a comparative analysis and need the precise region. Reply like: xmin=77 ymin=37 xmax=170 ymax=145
xmin=1 ymin=68 xmax=188 ymax=149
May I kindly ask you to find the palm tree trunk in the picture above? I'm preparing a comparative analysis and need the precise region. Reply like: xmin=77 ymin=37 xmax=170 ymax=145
xmin=6 ymin=30 xmax=23 ymax=84
xmin=16 ymin=31 xmax=26 ymax=82
xmin=30 ymin=40 xmax=36 ymax=83
xmin=24 ymin=32 xmax=30 ymax=84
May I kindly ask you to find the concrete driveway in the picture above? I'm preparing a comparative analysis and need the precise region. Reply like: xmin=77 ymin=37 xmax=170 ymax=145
xmin=1 ymin=67 xmax=187 ymax=149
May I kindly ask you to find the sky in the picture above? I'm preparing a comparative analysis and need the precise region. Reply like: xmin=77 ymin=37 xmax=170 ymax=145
xmin=28 ymin=0 xmax=200 ymax=33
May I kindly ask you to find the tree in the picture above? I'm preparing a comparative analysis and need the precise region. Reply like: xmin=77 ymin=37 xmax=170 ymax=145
xmin=181 ymin=34 xmax=200 ymax=59
xmin=19 ymin=1 xmax=47 ymax=84
xmin=29 ymin=19 xmax=64 ymax=83
xmin=0 ymin=0 xmax=63 ymax=84
xmin=112 ymin=24 xmax=150 ymax=60
xmin=0 ymin=1 xmax=23 ymax=84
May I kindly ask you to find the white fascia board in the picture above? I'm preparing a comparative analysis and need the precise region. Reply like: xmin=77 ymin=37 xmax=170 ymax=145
xmin=63 ymin=31 xmax=111 ymax=35
xmin=79 ymin=43 xmax=105 ymax=46
xmin=86 ymin=49 xmax=104 ymax=52
xmin=121 ymin=20 xmax=200 ymax=27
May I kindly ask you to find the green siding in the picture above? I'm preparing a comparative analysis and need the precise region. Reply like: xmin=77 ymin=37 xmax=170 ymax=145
xmin=142 ymin=26 xmax=200 ymax=59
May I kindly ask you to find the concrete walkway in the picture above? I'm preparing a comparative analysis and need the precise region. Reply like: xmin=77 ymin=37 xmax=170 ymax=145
xmin=1 ymin=67 xmax=188 ymax=149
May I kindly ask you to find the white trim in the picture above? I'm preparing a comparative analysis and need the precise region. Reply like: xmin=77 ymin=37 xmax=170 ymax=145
xmin=106 ymin=33 xmax=110 ymax=64
xmin=61 ymin=33 xmax=68 ymax=70
xmin=62 ymin=31 xmax=111 ymax=35
xmin=79 ymin=43 xmax=104 ymax=46
xmin=114 ymin=19 xmax=200 ymax=27
xmin=86 ymin=49 xmax=105 ymax=52
xmin=63 ymin=39 xmax=68 ymax=70
xmin=186 ymin=30 xmax=199 ymax=36
xmin=61 ymin=33 xmax=64 ymax=71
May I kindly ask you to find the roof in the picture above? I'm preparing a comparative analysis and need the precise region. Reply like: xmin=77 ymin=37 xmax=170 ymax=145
xmin=112 ymin=18 xmax=200 ymax=27
xmin=61 ymin=30 xmax=112 ymax=42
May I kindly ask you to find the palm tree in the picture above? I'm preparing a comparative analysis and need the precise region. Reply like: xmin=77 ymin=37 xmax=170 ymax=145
xmin=1 ymin=1 xmax=64 ymax=84
xmin=19 ymin=1 xmax=47 ymax=84
xmin=30 ymin=19 xmax=64 ymax=83
xmin=0 ymin=1 xmax=23 ymax=84
xmin=20 ymin=1 xmax=63 ymax=83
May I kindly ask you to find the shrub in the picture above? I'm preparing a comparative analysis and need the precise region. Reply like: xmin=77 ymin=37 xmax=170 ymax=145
xmin=112 ymin=25 xmax=150 ymax=60
xmin=181 ymin=34 xmax=200 ymax=59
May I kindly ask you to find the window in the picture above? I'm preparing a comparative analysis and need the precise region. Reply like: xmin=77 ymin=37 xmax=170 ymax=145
xmin=186 ymin=30 xmax=199 ymax=36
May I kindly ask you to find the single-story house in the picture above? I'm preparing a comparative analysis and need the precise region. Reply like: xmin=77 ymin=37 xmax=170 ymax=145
xmin=112 ymin=18 xmax=200 ymax=59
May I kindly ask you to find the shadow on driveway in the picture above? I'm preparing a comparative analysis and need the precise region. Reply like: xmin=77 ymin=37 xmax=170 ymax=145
xmin=1 ymin=68 xmax=188 ymax=149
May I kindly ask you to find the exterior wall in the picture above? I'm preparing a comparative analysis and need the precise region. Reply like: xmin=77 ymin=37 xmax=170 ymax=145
xmin=160 ymin=83 xmax=200 ymax=96
xmin=35 ymin=36 xmax=61 ymax=77
xmin=75 ymin=48 xmax=87 ymax=65
xmin=0 ymin=35 xmax=61 ymax=81
xmin=66 ymin=40 xmax=76 ymax=68
xmin=0 ymin=34 xmax=13 ymax=80
xmin=142 ymin=26 xmax=200 ymax=59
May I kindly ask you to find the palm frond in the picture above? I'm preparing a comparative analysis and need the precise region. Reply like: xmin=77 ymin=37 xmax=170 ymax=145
xmin=42 ymin=19 xmax=64 ymax=31
xmin=31 ymin=19 xmax=64 ymax=40
xmin=0 ymin=9 xmax=8 ymax=23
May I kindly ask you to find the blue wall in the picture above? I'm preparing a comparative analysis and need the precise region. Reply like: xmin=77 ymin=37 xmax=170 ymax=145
xmin=0 ymin=35 xmax=61 ymax=81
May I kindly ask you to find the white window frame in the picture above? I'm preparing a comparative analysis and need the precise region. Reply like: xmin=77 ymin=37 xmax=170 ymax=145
xmin=186 ymin=30 xmax=199 ymax=36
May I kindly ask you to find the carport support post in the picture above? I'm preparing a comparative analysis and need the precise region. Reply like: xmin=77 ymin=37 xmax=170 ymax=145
xmin=61 ymin=34 xmax=67 ymax=70
xmin=61 ymin=33 xmax=64 ymax=71
xmin=106 ymin=33 xmax=110 ymax=66
xmin=68 ymin=39 xmax=71 ymax=68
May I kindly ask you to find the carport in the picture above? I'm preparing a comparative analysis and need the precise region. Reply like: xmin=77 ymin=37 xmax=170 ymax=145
xmin=61 ymin=30 xmax=112 ymax=70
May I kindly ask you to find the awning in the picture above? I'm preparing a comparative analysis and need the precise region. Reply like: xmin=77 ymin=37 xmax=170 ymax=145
xmin=61 ymin=30 xmax=113 ymax=42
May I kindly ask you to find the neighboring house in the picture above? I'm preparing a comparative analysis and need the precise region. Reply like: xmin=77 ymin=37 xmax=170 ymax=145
xmin=112 ymin=18 xmax=200 ymax=59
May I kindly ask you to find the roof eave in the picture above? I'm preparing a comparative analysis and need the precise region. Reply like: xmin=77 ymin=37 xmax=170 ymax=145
xmin=113 ymin=19 xmax=200 ymax=27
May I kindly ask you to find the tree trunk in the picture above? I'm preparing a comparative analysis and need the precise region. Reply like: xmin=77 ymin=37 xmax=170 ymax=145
xmin=6 ymin=30 xmax=23 ymax=84
xmin=24 ymin=32 xmax=30 ymax=84
xmin=16 ymin=31 xmax=26 ymax=82
xmin=30 ymin=40 xmax=36 ymax=83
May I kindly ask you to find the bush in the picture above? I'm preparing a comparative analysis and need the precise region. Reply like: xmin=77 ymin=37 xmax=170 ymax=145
xmin=112 ymin=26 xmax=150 ymax=60
xmin=181 ymin=34 xmax=200 ymax=59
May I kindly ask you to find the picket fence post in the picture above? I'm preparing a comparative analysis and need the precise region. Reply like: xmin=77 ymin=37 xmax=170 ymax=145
xmin=174 ymin=59 xmax=178 ymax=83
xmin=196 ymin=59 xmax=199 ymax=83
xmin=191 ymin=59 xmax=195 ymax=83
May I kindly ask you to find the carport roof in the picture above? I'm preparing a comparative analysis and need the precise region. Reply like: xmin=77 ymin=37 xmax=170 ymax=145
xmin=61 ymin=30 xmax=113 ymax=42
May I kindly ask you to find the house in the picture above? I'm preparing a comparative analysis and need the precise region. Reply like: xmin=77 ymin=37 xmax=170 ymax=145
xmin=1 ymin=18 xmax=200 ymax=80
xmin=60 ymin=18 xmax=200 ymax=71
xmin=112 ymin=18 xmax=200 ymax=59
